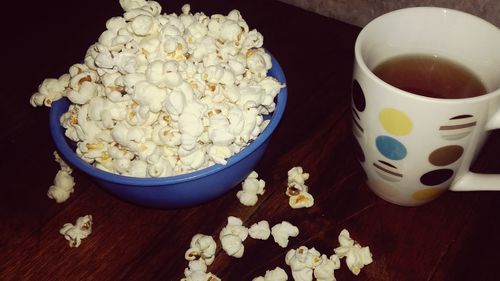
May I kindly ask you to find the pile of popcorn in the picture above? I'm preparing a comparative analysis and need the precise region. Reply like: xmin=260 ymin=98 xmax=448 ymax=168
xmin=182 ymin=216 xmax=373 ymax=281
xmin=31 ymin=0 xmax=284 ymax=178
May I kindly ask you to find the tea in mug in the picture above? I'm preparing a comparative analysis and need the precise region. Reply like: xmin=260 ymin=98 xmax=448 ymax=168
xmin=372 ymin=54 xmax=487 ymax=99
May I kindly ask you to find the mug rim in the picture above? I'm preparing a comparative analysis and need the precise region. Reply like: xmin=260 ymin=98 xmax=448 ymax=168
xmin=354 ymin=6 xmax=500 ymax=104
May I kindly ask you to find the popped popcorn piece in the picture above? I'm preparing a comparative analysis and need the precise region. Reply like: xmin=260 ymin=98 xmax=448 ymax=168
xmin=219 ymin=216 xmax=249 ymax=258
xmin=47 ymin=170 xmax=75 ymax=203
xmin=271 ymin=221 xmax=299 ymax=248
xmin=289 ymin=191 xmax=314 ymax=209
xmin=248 ymin=220 xmax=271 ymax=240
xmin=285 ymin=246 xmax=322 ymax=281
xmin=185 ymin=234 xmax=217 ymax=266
xmin=31 ymin=0 xmax=285 ymax=179
xmin=47 ymin=151 xmax=75 ymax=203
xmin=59 ymin=215 xmax=93 ymax=248
xmin=334 ymin=229 xmax=373 ymax=275
xmin=286 ymin=167 xmax=314 ymax=209
xmin=287 ymin=166 xmax=309 ymax=186
xmin=182 ymin=260 xmax=221 ymax=281
xmin=314 ymin=254 xmax=341 ymax=281
xmin=30 ymin=74 xmax=70 ymax=107
xmin=252 ymin=266 xmax=288 ymax=281
xmin=236 ymin=171 xmax=265 ymax=206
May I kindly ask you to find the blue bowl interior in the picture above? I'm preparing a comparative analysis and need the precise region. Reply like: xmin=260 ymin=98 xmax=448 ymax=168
xmin=49 ymin=53 xmax=287 ymax=207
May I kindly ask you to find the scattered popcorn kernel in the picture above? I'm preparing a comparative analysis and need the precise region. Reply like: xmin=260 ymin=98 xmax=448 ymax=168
xmin=286 ymin=167 xmax=314 ymax=209
xmin=184 ymin=234 xmax=217 ymax=266
xmin=271 ymin=221 xmax=299 ymax=248
xmin=334 ymin=229 xmax=373 ymax=275
xmin=289 ymin=191 xmax=314 ymax=209
xmin=182 ymin=259 xmax=221 ymax=281
xmin=285 ymin=246 xmax=323 ymax=281
xmin=248 ymin=220 xmax=271 ymax=240
xmin=236 ymin=171 xmax=266 ymax=206
xmin=48 ymin=151 xmax=75 ymax=203
xmin=287 ymin=166 xmax=309 ymax=186
xmin=59 ymin=215 xmax=93 ymax=248
xmin=219 ymin=216 xmax=249 ymax=258
xmin=314 ymin=254 xmax=341 ymax=281
xmin=252 ymin=266 xmax=288 ymax=281
xmin=47 ymin=170 xmax=75 ymax=203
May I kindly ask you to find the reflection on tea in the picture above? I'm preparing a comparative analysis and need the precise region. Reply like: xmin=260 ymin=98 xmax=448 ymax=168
xmin=373 ymin=54 xmax=487 ymax=99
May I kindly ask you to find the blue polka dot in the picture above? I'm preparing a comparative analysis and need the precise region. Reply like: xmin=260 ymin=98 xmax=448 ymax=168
xmin=376 ymin=136 xmax=407 ymax=160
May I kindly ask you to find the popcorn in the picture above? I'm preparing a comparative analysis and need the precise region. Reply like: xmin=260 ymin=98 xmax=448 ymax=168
xmin=236 ymin=171 xmax=265 ymax=206
xmin=286 ymin=167 xmax=314 ymax=209
xmin=271 ymin=221 xmax=299 ymax=248
xmin=248 ymin=220 xmax=271 ymax=240
xmin=31 ymin=0 xmax=285 ymax=179
xmin=285 ymin=246 xmax=341 ymax=281
xmin=184 ymin=234 xmax=217 ymax=266
xmin=285 ymin=246 xmax=322 ymax=281
xmin=334 ymin=229 xmax=373 ymax=275
xmin=30 ymin=74 xmax=70 ymax=107
xmin=289 ymin=192 xmax=314 ymax=209
xmin=252 ymin=266 xmax=288 ymax=281
xmin=47 ymin=151 xmax=75 ymax=203
xmin=314 ymin=255 xmax=341 ymax=281
xmin=59 ymin=215 xmax=93 ymax=248
xmin=182 ymin=260 xmax=221 ymax=281
xmin=219 ymin=216 xmax=249 ymax=258
xmin=47 ymin=170 xmax=76 ymax=203
xmin=287 ymin=166 xmax=309 ymax=186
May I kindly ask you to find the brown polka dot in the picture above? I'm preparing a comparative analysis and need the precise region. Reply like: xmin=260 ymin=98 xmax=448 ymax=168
xmin=428 ymin=145 xmax=464 ymax=166
xmin=420 ymin=169 xmax=454 ymax=186
xmin=352 ymin=80 xmax=366 ymax=112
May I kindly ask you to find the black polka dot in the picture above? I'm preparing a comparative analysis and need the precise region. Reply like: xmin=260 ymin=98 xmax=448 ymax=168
xmin=352 ymin=80 xmax=366 ymax=112
xmin=420 ymin=169 xmax=454 ymax=186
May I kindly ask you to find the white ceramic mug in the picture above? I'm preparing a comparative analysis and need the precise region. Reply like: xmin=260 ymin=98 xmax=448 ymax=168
xmin=352 ymin=7 xmax=500 ymax=206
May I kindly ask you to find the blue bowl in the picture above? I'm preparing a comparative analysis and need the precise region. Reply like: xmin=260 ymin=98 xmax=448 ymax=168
xmin=49 ymin=54 xmax=287 ymax=208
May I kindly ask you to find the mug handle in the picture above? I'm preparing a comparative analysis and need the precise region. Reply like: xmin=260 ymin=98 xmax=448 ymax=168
xmin=450 ymin=108 xmax=500 ymax=191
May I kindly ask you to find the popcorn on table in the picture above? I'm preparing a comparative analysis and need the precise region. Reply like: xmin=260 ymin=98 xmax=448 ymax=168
xmin=236 ymin=171 xmax=266 ymax=206
xmin=185 ymin=233 xmax=217 ymax=266
xmin=30 ymin=0 xmax=285 ymax=178
xmin=183 ymin=234 xmax=220 ymax=281
xmin=47 ymin=151 xmax=75 ymax=203
xmin=285 ymin=246 xmax=341 ymax=281
xmin=248 ymin=220 xmax=271 ymax=240
xmin=59 ymin=215 xmax=93 ymax=248
xmin=219 ymin=216 xmax=249 ymax=258
xmin=286 ymin=167 xmax=314 ymax=209
xmin=334 ymin=229 xmax=373 ymax=276
xmin=271 ymin=221 xmax=299 ymax=248
xmin=182 ymin=260 xmax=221 ymax=281
xmin=252 ymin=266 xmax=288 ymax=281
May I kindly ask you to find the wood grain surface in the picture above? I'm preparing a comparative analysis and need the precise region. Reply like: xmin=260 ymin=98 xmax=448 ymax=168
xmin=1 ymin=0 xmax=500 ymax=280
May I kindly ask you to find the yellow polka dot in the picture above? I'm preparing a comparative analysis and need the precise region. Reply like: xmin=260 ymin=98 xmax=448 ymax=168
xmin=379 ymin=108 xmax=413 ymax=136
xmin=412 ymin=188 xmax=446 ymax=201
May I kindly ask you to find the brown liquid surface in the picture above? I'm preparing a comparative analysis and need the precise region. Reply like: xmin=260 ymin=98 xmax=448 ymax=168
xmin=372 ymin=54 xmax=487 ymax=99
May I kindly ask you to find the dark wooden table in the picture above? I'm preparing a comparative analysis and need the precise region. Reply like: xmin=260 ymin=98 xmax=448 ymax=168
xmin=2 ymin=0 xmax=500 ymax=280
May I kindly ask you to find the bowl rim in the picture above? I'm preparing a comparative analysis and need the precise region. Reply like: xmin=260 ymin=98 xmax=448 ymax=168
xmin=49 ymin=52 xmax=287 ymax=187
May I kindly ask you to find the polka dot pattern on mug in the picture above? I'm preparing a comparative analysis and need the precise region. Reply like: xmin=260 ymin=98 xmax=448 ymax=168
xmin=376 ymin=136 xmax=407 ymax=160
xmin=379 ymin=108 xmax=413 ymax=136
xmin=439 ymin=114 xmax=476 ymax=140
xmin=352 ymin=80 xmax=366 ymax=112
xmin=420 ymin=169 xmax=454 ymax=186
xmin=412 ymin=187 xmax=446 ymax=201
xmin=373 ymin=160 xmax=402 ymax=182
xmin=428 ymin=145 xmax=464 ymax=166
